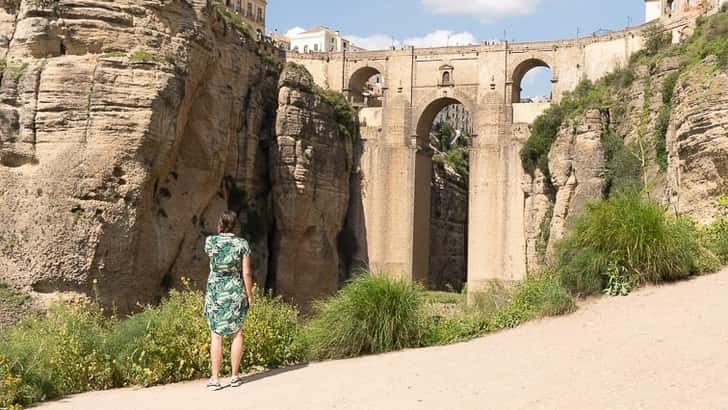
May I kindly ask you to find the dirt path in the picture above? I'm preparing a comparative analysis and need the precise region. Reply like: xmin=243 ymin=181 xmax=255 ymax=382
xmin=40 ymin=270 xmax=728 ymax=410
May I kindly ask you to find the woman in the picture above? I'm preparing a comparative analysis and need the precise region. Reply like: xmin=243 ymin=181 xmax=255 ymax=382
xmin=203 ymin=210 xmax=254 ymax=391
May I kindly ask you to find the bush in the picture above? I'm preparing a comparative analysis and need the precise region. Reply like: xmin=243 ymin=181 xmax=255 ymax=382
xmin=556 ymin=192 xmax=702 ymax=296
xmin=0 ymin=353 xmax=34 ymax=408
xmin=602 ymin=131 xmax=643 ymax=196
xmin=643 ymin=24 xmax=672 ymax=56
xmin=422 ymin=309 xmax=490 ymax=346
xmin=423 ymin=274 xmax=574 ymax=345
xmin=242 ymin=289 xmax=305 ymax=369
xmin=305 ymin=273 xmax=426 ymax=360
xmin=491 ymin=273 xmax=576 ymax=329
xmin=0 ymin=303 xmax=114 ymax=405
xmin=320 ymin=89 xmax=357 ymax=140
xmin=520 ymin=104 xmax=564 ymax=177
xmin=105 ymin=289 xmax=210 ymax=387
xmin=703 ymin=195 xmax=728 ymax=264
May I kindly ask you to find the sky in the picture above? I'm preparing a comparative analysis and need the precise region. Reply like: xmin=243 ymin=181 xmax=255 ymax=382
xmin=268 ymin=0 xmax=645 ymax=97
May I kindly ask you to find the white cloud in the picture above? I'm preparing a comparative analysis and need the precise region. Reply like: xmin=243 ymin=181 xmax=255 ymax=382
xmin=346 ymin=30 xmax=476 ymax=50
xmin=345 ymin=34 xmax=400 ymax=50
xmin=403 ymin=30 xmax=477 ymax=47
xmin=421 ymin=0 xmax=541 ymax=22
xmin=285 ymin=26 xmax=306 ymax=37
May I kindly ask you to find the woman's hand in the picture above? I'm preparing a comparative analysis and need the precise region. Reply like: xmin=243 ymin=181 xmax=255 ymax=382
xmin=242 ymin=255 xmax=254 ymax=308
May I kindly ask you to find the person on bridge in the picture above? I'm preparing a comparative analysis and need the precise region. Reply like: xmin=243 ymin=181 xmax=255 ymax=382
xmin=203 ymin=210 xmax=255 ymax=391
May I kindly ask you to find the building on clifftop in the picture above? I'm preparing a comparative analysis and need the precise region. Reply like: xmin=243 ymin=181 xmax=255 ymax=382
xmin=287 ymin=26 xmax=365 ymax=53
xmin=224 ymin=0 xmax=267 ymax=35
xmin=645 ymin=0 xmax=728 ymax=22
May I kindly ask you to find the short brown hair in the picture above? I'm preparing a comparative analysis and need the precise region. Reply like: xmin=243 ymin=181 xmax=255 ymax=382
xmin=217 ymin=210 xmax=238 ymax=234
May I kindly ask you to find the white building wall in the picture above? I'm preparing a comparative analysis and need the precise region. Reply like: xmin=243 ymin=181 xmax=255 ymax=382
xmin=645 ymin=0 xmax=662 ymax=21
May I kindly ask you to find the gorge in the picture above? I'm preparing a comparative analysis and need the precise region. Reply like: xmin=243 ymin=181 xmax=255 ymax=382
xmin=1 ymin=0 xmax=727 ymax=319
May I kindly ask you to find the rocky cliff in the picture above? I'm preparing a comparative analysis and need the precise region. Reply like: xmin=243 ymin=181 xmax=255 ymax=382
xmin=523 ymin=48 xmax=728 ymax=269
xmin=429 ymin=160 xmax=467 ymax=291
xmin=271 ymin=63 xmax=354 ymax=306
xmin=0 ymin=0 xmax=355 ymax=312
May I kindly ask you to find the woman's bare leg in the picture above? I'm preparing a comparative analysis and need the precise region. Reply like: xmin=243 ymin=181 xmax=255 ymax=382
xmin=231 ymin=330 xmax=244 ymax=377
xmin=210 ymin=332 xmax=223 ymax=381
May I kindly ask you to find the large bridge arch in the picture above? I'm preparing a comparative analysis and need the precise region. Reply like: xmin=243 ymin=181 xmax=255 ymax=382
xmin=410 ymin=95 xmax=475 ymax=283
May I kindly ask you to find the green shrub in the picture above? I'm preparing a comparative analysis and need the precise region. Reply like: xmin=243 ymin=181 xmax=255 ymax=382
xmin=0 ymin=303 xmax=114 ymax=405
xmin=320 ymin=89 xmax=357 ymax=140
xmin=422 ymin=309 xmax=490 ymax=346
xmin=423 ymin=275 xmax=574 ymax=345
xmin=556 ymin=192 xmax=701 ymax=296
xmin=491 ymin=273 xmax=576 ymax=329
xmin=703 ymin=195 xmax=728 ymax=264
xmin=643 ymin=24 xmax=672 ymax=57
xmin=105 ymin=289 xmax=212 ymax=387
xmin=520 ymin=104 xmax=564 ymax=177
xmin=242 ymin=289 xmax=305 ymax=369
xmin=305 ymin=273 xmax=426 ymax=360
xmin=128 ymin=50 xmax=174 ymax=65
xmin=0 ymin=353 xmax=34 ymax=408
xmin=423 ymin=290 xmax=466 ymax=305
xmin=601 ymin=131 xmax=643 ymax=196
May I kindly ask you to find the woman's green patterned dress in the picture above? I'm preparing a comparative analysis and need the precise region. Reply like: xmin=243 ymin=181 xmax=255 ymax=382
xmin=204 ymin=233 xmax=251 ymax=336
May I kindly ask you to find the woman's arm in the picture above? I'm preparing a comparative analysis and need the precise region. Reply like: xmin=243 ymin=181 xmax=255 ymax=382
xmin=242 ymin=255 xmax=254 ymax=307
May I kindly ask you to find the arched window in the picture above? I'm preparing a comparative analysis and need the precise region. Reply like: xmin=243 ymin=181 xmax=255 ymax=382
xmin=293 ymin=46 xmax=299 ymax=52
xmin=442 ymin=71 xmax=451 ymax=84
xmin=303 ymin=45 xmax=309 ymax=53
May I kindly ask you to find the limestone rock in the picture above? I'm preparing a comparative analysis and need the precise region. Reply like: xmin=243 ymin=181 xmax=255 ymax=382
xmin=667 ymin=62 xmax=728 ymax=223
xmin=546 ymin=109 xmax=607 ymax=255
xmin=270 ymin=64 xmax=354 ymax=308
xmin=429 ymin=159 xmax=467 ymax=291
xmin=0 ymin=0 xmax=281 ymax=311
xmin=522 ymin=168 xmax=554 ymax=271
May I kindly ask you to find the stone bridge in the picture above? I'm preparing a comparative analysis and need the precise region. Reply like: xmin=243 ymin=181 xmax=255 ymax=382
xmin=288 ymin=23 xmax=676 ymax=292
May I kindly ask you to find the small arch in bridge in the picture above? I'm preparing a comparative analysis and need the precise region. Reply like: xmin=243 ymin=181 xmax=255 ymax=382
xmin=512 ymin=59 xmax=553 ymax=104
xmin=348 ymin=66 xmax=384 ymax=108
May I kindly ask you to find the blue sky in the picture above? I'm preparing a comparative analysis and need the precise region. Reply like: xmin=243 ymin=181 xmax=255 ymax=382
xmin=268 ymin=0 xmax=645 ymax=97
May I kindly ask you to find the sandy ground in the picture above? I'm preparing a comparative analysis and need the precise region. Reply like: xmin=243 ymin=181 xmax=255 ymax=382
xmin=39 ymin=269 xmax=728 ymax=410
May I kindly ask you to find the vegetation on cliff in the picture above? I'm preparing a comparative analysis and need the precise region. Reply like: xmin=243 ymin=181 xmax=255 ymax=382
xmin=521 ymin=8 xmax=728 ymax=297
xmin=522 ymin=7 xmax=728 ymax=183
xmin=432 ymin=122 xmax=470 ymax=179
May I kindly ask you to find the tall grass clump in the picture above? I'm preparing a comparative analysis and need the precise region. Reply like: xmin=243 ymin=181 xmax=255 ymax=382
xmin=305 ymin=273 xmax=426 ymax=360
xmin=703 ymin=195 xmax=728 ymax=264
xmin=490 ymin=272 xmax=576 ymax=329
xmin=556 ymin=192 xmax=702 ymax=296
xmin=0 ymin=303 xmax=114 ymax=405
xmin=423 ymin=274 xmax=575 ymax=345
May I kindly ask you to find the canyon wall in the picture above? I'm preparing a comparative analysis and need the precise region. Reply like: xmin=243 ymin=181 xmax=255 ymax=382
xmin=429 ymin=160 xmax=468 ymax=291
xmin=271 ymin=64 xmax=354 ymax=306
xmin=0 ymin=0 xmax=355 ymax=312
xmin=523 ymin=55 xmax=728 ymax=269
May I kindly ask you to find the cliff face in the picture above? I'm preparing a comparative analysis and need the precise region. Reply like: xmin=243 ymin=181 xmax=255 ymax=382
xmin=0 ymin=0 xmax=282 ymax=311
xmin=667 ymin=61 xmax=728 ymax=224
xmin=429 ymin=160 xmax=467 ymax=291
xmin=271 ymin=64 xmax=354 ymax=307
xmin=523 ymin=56 xmax=728 ymax=269
xmin=0 ymin=1 xmax=355 ymax=312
